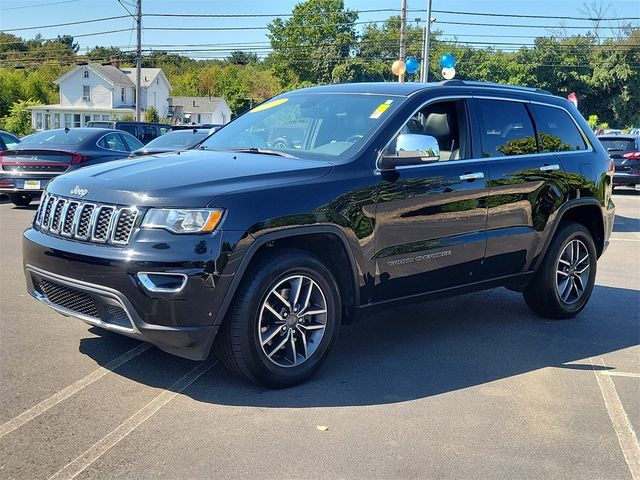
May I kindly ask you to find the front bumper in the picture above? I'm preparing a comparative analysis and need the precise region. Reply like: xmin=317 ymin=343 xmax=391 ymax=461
xmin=23 ymin=226 xmax=244 ymax=360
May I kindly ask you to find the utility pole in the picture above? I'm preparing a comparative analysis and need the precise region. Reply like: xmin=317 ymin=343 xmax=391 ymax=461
xmin=135 ymin=0 xmax=142 ymax=122
xmin=399 ymin=0 xmax=407 ymax=83
xmin=421 ymin=0 xmax=433 ymax=83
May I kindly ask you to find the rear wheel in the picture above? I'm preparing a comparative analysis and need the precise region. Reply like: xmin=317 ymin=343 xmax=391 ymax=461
xmin=8 ymin=193 xmax=33 ymax=207
xmin=524 ymin=222 xmax=597 ymax=319
xmin=216 ymin=249 xmax=341 ymax=388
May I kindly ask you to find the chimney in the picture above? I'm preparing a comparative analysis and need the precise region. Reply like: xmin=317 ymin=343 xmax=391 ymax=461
xmin=110 ymin=57 xmax=120 ymax=69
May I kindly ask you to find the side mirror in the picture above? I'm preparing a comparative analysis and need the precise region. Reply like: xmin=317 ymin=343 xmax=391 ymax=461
xmin=379 ymin=134 xmax=440 ymax=170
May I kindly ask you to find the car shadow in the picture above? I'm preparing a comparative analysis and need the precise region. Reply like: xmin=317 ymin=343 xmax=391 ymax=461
xmin=79 ymin=284 xmax=639 ymax=408
xmin=614 ymin=214 xmax=639 ymax=233
xmin=614 ymin=188 xmax=640 ymax=196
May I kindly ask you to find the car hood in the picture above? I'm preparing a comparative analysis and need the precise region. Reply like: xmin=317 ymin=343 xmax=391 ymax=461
xmin=46 ymin=150 xmax=334 ymax=207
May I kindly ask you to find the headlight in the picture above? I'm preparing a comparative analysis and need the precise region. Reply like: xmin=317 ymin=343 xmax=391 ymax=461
xmin=141 ymin=208 xmax=224 ymax=234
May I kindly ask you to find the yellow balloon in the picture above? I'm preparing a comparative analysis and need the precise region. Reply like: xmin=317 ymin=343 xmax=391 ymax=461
xmin=391 ymin=60 xmax=407 ymax=76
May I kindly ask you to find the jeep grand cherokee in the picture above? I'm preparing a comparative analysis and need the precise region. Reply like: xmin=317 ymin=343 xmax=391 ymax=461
xmin=23 ymin=81 xmax=615 ymax=387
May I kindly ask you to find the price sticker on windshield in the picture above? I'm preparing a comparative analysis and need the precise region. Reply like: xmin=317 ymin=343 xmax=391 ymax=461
xmin=250 ymin=98 xmax=289 ymax=113
xmin=370 ymin=100 xmax=393 ymax=119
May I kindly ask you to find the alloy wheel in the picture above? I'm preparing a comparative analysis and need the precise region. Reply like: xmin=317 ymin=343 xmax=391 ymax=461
xmin=258 ymin=274 xmax=328 ymax=368
xmin=555 ymin=239 xmax=590 ymax=305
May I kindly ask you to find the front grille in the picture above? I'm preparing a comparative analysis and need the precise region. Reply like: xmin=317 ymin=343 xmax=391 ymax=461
xmin=35 ymin=194 xmax=139 ymax=246
xmin=39 ymin=280 xmax=99 ymax=318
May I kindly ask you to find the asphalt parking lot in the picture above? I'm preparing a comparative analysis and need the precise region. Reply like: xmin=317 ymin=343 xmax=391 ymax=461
xmin=0 ymin=191 xmax=638 ymax=480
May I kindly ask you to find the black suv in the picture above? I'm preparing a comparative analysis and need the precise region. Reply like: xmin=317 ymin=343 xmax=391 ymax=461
xmin=23 ymin=81 xmax=615 ymax=387
xmin=86 ymin=121 xmax=170 ymax=144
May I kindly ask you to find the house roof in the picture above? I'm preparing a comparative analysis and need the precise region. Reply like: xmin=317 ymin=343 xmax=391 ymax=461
xmin=54 ymin=64 xmax=134 ymax=86
xmin=168 ymin=96 xmax=228 ymax=113
xmin=121 ymin=67 xmax=164 ymax=88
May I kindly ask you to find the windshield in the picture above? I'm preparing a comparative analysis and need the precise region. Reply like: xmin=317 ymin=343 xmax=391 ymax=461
xmin=19 ymin=129 xmax=92 ymax=146
xmin=200 ymin=93 xmax=401 ymax=159
xmin=144 ymin=130 xmax=211 ymax=149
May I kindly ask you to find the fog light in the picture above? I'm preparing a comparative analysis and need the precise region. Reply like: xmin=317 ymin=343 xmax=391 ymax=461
xmin=137 ymin=272 xmax=187 ymax=293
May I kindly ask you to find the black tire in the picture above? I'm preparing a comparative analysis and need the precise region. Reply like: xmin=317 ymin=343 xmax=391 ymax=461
xmin=8 ymin=193 xmax=33 ymax=207
xmin=524 ymin=222 xmax=597 ymax=319
xmin=216 ymin=248 xmax=341 ymax=388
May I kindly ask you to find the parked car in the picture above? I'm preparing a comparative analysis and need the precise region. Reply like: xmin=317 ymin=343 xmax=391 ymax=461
xmin=129 ymin=128 xmax=217 ymax=157
xmin=0 ymin=128 xmax=143 ymax=206
xmin=598 ymin=135 xmax=640 ymax=189
xmin=24 ymin=81 xmax=614 ymax=387
xmin=86 ymin=121 xmax=170 ymax=144
xmin=0 ymin=130 xmax=20 ymax=150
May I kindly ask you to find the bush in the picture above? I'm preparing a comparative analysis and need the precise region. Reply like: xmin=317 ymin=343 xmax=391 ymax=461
xmin=0 ymin=99 xmax=41 ymax=136
xmin=144 ymin=106 xmax=159 ymax=123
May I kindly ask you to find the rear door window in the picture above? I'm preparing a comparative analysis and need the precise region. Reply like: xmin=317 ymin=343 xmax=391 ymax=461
xmin=141 ymin=126 xmax=157 ymax=143
xmin=476 ymin=100 xmax=537 ymax=157
xmin=528 ymin=104 xmax=587 ymax=152
xmin=98 ymin=133 xmax=127 ymax=152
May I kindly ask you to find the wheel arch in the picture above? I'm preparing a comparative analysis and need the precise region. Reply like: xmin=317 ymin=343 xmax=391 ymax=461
xmin=534 ymin=199 xmax=605 ymax=270
xmin=217 ymin=226 xmax=362 ymax=326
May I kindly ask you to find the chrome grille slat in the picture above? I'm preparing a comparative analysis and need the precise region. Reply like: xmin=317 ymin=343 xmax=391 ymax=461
xmin=34 ymin=195 xmax=138 ymax=246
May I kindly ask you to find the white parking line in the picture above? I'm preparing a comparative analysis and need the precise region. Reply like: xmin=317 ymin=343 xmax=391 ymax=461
xmin=0 ymin=343 xmax=150 ymax=439
xmin=601 ymin=371 xmax=640 ymax=379
xmin=49 ymin=360 xmax=217 ymax=480
xmin=592 ymin=359 xmax=640 ymax=480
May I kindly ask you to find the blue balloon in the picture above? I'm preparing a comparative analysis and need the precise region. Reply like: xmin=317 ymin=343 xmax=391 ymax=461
xmin=440 ymin=53 xmax=456 ymax=69
xmin=405 ymin=57 xmax=419 ymax=75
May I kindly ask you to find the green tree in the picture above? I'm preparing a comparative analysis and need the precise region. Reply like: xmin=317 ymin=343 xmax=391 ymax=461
xmin=268 ymin=0 xmax=358 ymax=84
xmin=0 ymin=99 xmax=41 ymax=135
xmin=144 ymin=106 xmax=160 ymax=123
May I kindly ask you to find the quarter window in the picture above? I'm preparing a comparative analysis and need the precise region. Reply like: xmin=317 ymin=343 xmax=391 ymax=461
xmin=529 ymin=104 xmax=587 ymax=152
xmin=122 ymin=133 xmax=144 ymax=151
xmin=477 ymin=100 xmax=537 ymax=157
xmin=98 ymin=133 xmax=127 ymax=151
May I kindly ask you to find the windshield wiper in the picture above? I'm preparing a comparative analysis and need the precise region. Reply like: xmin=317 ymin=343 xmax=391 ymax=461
xmin=227 ymin=147 xmax=298 ymax=158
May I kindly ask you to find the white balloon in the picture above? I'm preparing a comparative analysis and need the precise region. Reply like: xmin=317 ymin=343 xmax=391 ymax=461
xmin=442 ymin=67 xmax=456 ymax=80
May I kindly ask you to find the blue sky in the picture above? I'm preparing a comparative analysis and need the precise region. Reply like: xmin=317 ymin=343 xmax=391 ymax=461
xmin=1 ymin=0 xmax=638 ymax=59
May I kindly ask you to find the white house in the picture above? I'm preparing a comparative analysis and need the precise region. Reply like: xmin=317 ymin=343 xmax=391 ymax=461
xmin=29 ymin=63 xmax=172 ymax=130
xmin=167 ymin=96 xmax=232 ymax=125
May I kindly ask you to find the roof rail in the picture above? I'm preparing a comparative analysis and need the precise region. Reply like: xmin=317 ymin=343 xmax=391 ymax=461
xmin=440 ymin=79 xmax=552 ymax=95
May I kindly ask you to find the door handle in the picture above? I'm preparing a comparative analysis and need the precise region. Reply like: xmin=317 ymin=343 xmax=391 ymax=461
xmin=539 ymin=164 xmax=560 ymax=172
xmin=459 ymin=172 xmax=485 ymax=181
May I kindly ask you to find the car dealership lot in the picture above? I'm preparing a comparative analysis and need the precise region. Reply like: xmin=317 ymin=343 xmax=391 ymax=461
xmin=0 ymin=192 xmax=638 ymax=480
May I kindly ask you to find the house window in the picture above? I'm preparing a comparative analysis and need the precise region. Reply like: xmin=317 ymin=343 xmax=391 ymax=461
xmin=197 ymin=114 xmax=201 ymax=123
xmin=73 ymin=114 xmax=81 ymax=127
xmin=64 ymin=113 xmax=72 ymax=128
xmin=83 ymin=70 xmax=89 ymax=78
xmin=82 ymin=85 xmax=91 ymax=101
xmin=121 ymin=87 xmax=126 ymax=103
xmin=102 ymin=114 xmax=110 ymax=121
xmin=53 ymin=113 xmax=61 ymax=128
xmin=35 ymin=113 xmax=43 ymax=130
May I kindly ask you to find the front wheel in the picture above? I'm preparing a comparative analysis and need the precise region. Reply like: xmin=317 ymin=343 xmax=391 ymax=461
xmin=524 ymin=222 xmax=597 ymax=319
xmin=216 ymin=249 xmax=341 ymax=388
xmin=8 ymin=192 xmax=33 ymax=207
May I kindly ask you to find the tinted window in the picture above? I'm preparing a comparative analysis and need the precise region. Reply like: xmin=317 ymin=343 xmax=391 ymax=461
xmin=121 ymin=133 xmax=144 ymax=151
xmin=119 ymin=125 xmax=138 ymax=138
xmin=98 ymin=133 xmax=127 ymax=151
xmin=141 ymin=126 xmax=157 ymax=143
xmin=477 ymin=100 xmax=537 ymax=157
xmin=529 ymin=104 xmax=586 ymax=152
xmin=145 ymin=130 xmax=210 ymax=149
xmin=598 ymin=138 xmax=637 ymax=154
xmin=0 ymin=132 xmax=19 ymax=149
xmin=20 ymin=129 xmax=91 ymax=146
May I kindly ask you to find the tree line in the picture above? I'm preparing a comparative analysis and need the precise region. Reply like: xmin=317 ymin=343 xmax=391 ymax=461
xmin=0 ymin=0 xmax=638 ymax=135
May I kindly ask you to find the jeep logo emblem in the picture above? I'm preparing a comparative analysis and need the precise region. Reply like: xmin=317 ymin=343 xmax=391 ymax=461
xmin=70 ymin=185 xmax=88 ymax=197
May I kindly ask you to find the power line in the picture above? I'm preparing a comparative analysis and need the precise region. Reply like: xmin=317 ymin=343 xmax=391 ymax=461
xmin=1 ymin=15 xmax=130 ymax=32
xmin=0 ymin=0 xmax=81 ymax=11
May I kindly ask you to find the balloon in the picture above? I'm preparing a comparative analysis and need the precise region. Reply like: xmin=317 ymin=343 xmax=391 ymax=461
xmin=391 ymin=60 xmax=407 ymax=76
xmin=442 ymin=67 xmax=456 ymax=80
xmin=405 ymin=57 xmax=419 ymax=75
xmin=440 ymin=53 xmax=456 ymax=69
